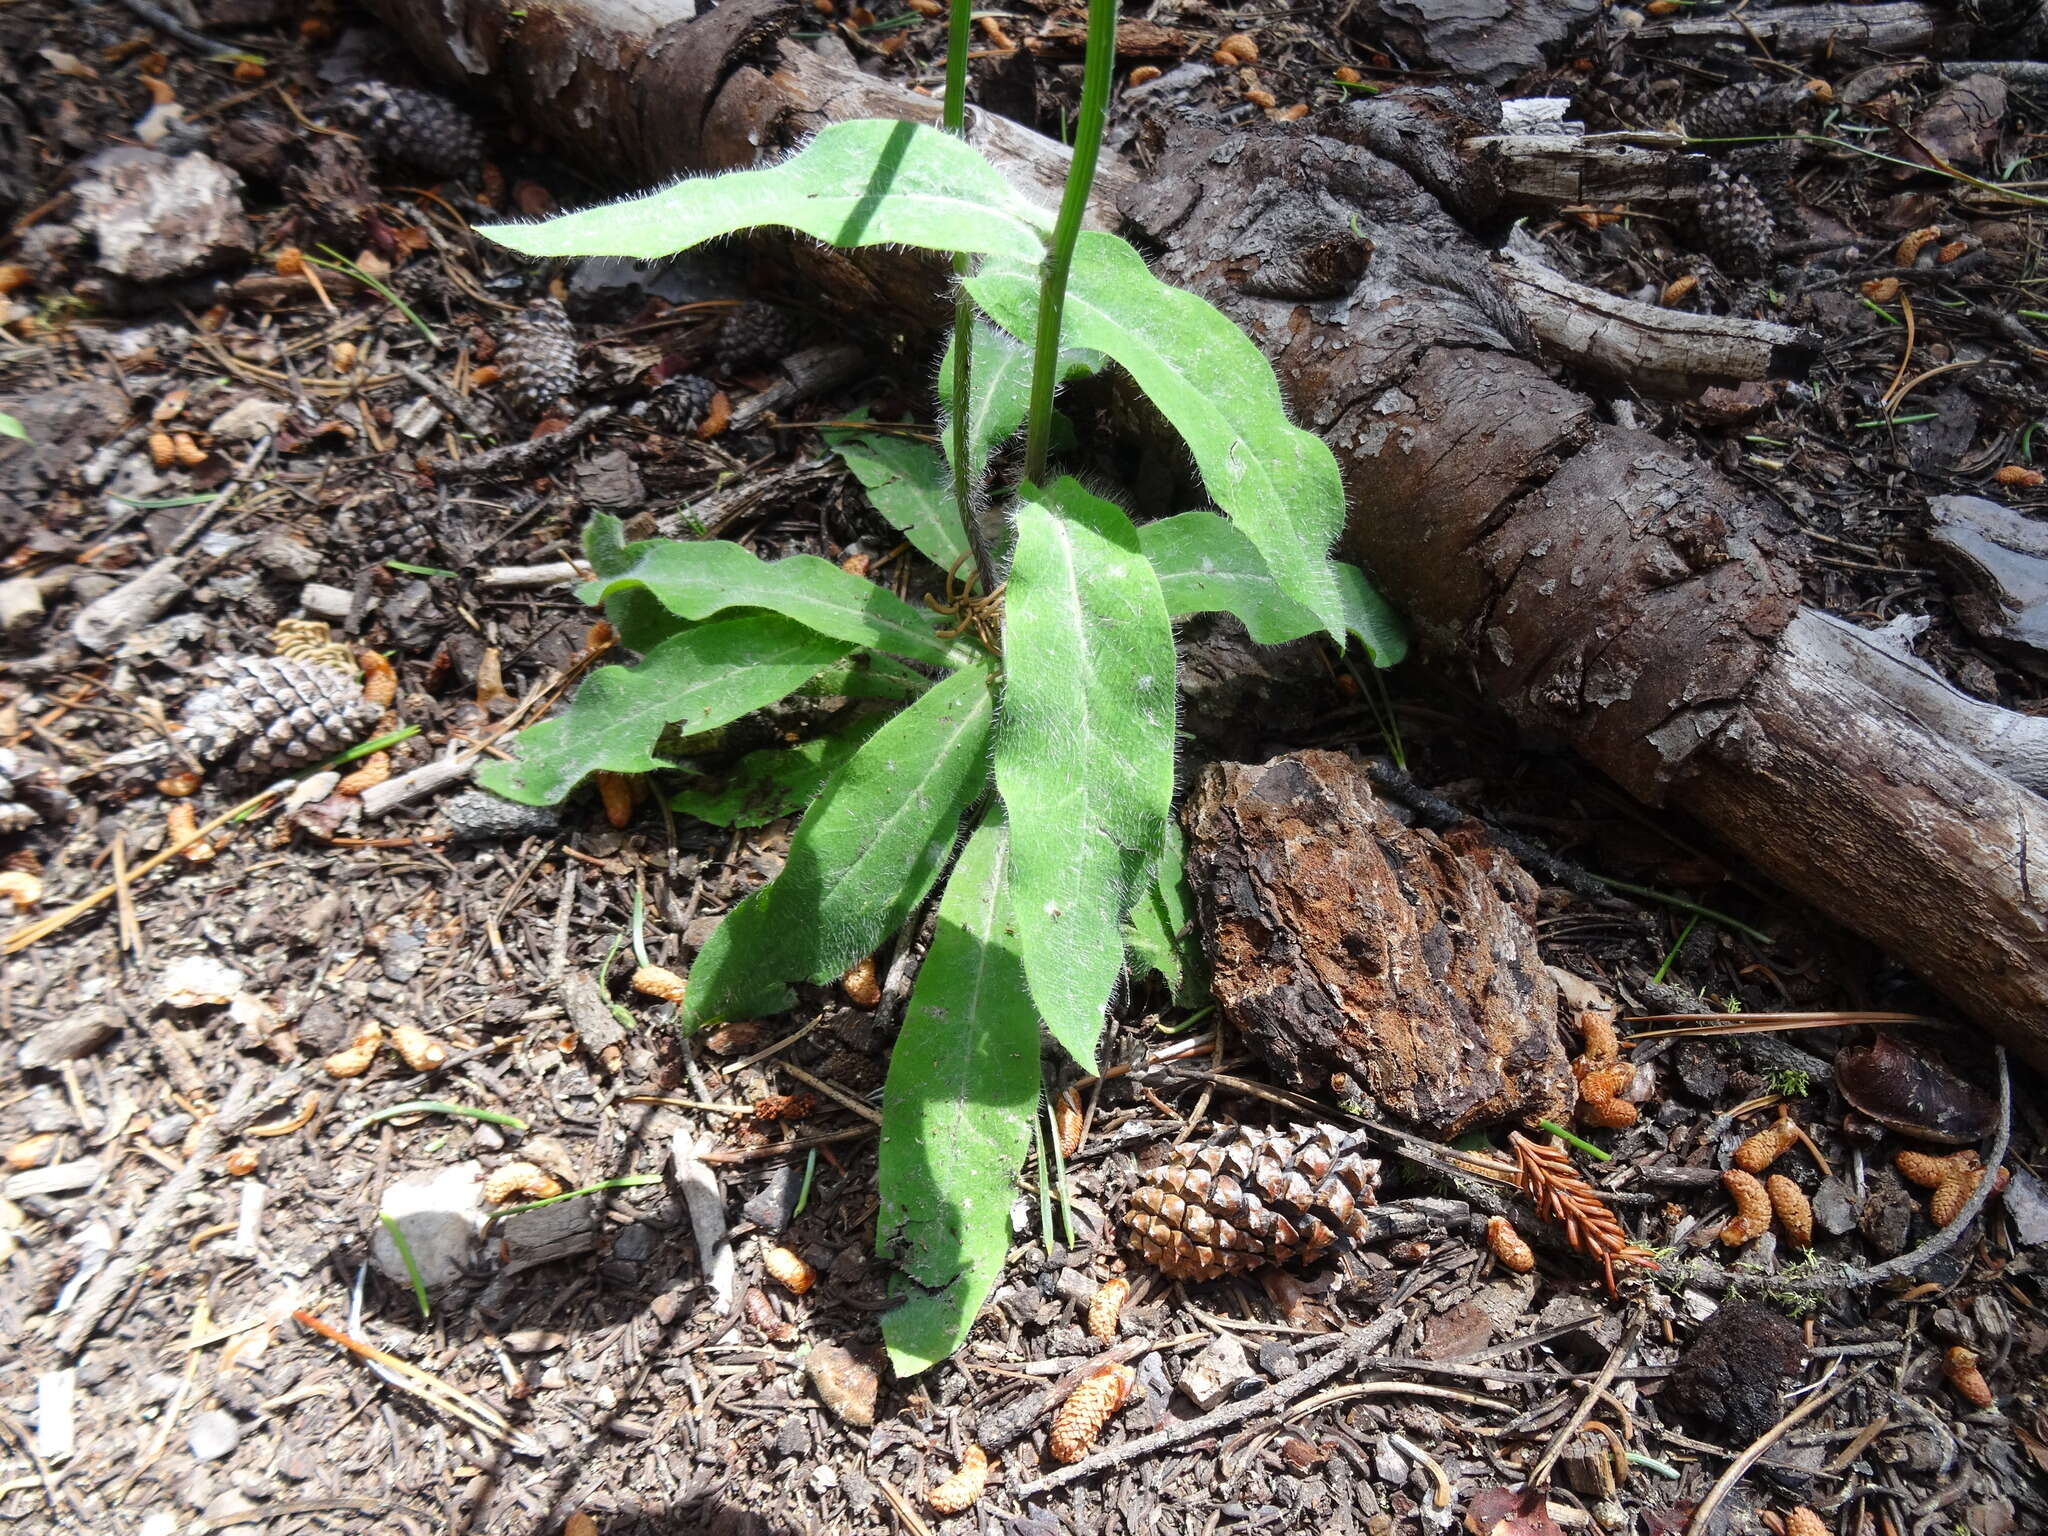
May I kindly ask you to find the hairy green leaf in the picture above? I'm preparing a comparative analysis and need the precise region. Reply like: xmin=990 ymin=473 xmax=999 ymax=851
xmin=820 ymin=426 xmax=968 ymax=572
xmin=679 ymin=664 xmax=996 ymax=1027
xmin=581 ymin=531 xmax=974 ymax=670
xmin=475 ymin=617 xmax=854 ymax=806
xmin=936 ymin=320 xmax=1101 ymax=493
xmin=1140 ymin=511 xmax=1408 ymax=665
xmin=968 ymin=231 xmax=1348 ymax=640
xmin=797 ymin=652 xmax=934 ymax=703
xmin=668 ymin=716 xmax=886 ymax=828
xmin=994 ymin=478 xmax=1177 ymax=1072
xmin=477 ymin=120 xmax=1052 ymax=263
xmin=878 ymin=815 xmax=1040 ymax=1376
xmin=1123 ymin=823 xmax=1205 ymax=1005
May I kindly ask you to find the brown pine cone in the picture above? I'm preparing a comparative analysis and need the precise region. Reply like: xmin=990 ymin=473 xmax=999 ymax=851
xmin=1125 ymin=1123 xmax=1380 ymax=1281
xmin=1574 ymin=63 xmax=1662 ymax=131
xmin=179 ymin=656 xmax=384 ymax=776
xmin=714 ymin=299 xmax=799 ymax=371
xmin=338 ymin=494 xmax=441 ymax=571
xmin=498 ymin=298 xmax=581 ymax=420
xmin=639 ymin=373 xmax=717 ymax=435
xmin=1680 ymin=80 xmax=1824 ymax=141
xmin=333 ymin=81 xmax=484 ymax=181
xmin=1695 ymin=166 xmax=1777 ymax=277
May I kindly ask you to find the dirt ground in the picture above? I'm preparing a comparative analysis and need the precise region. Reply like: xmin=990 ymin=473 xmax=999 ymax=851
xmin=2 ymin=0 xmax=2046 ymax=1533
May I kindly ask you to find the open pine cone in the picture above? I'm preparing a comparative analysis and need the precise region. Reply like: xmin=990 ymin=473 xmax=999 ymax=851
xmin=1125 ymin=1123 xmax=1381 ymax=1281
xmin=179 ymin=656 xmax=383 ymax=776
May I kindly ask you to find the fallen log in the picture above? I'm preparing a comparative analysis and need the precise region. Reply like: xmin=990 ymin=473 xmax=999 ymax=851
xmin=364 ymin=0 xmax=2048 ymax=1071
xmin=1494 ymin=238 xmax=1820 ymax=396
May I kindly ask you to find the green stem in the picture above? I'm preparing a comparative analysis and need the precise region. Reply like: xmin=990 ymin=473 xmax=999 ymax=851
xmin=942 ymin=0 xmax=997 ymax=593
xmin=1020 ymin=0 xmax=1116 ymax=486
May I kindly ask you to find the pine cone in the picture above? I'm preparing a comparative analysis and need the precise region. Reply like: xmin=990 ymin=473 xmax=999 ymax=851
xmin=1680 ymin=80 xmax=1823 ymax=141
xmin=638 ymin=373 xmax=717 ymax=435
xmin=333 ymin=81 xmax=484 ymax=181
xmin=179 ymin=656 xmax=384 ymax=776
xmin=1695 ymin=166 xmax=1776 ymax=277
xmin=1574 ymin=64 xmax=1662 ymax=131
xmin=338 ymin=495 xmax=441 ymax=570
xmin=1125 ymin=1123 xmax=1381 ymax=1281
xmin=498 ymin=298 xmax=581 ymax=419
xmin=714 ymin=299 xmax=798 ymax=371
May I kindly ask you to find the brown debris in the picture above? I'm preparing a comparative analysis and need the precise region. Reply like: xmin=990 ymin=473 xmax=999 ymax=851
xmin=1087 ymin=1277 xmax=1130 ymax=1341
xmin=1720 ymin=1168 xmax=1773 ymax=1246
xmin=1485 ymin=1215 xmax=1535 ymax=1273
xmin=1509 ymin=1133 xmax=1657 ymax=1293
xmin=1767 ymin=1174 xmax=1813 ymax=1247
xmin=1943 ymin=1344 xmax=1993 ymax=1408
xmin=925 ymin=1445 xmax=989 ymax=1514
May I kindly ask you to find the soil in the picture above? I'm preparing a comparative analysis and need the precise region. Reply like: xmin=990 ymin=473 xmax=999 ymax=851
xmin=2 ymin=2 xmax=2046 ymax=1535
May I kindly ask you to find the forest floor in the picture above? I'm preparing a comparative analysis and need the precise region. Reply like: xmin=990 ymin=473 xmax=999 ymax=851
xmin=1 ymin=0 xmax=2046 ymax=1533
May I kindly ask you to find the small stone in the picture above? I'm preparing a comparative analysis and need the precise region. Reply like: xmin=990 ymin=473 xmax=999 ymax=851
xmin=1054 ymin=1267 xmax=1096 ymax=1304
xmin=1178 ymin=1333 xmax=1255 ymax=1410
xmin=252 ymin=531 xmax=323 ymax=581
xmin=0 ymin=576 xmax=44 ymax=636
xmin=1256 ymin=1340 xmax=1299 ymax=1378
xmin=2003 ymin=1163 xmax=2048 ymax=1247
xmin=741 ymin=1162 xmax=801 ymax=1233
xmin=160 ymin=956 xmax=246 ymax=1008
xmin=773 ymin=1416 xmax=812 ymax=1459
xmin=209 ymin=398 xmax=291 ymax=441
xmin=299 ymin=582 xmax=354 ymax=620
xmin=188 ymin=1409 xmax=242 ymax=1461
xmin=147 ymin=1113 xmax=195 ymax=1147
xmin=370 ymin=1161 xmax=487 ymax=1291
xmin=612 ymin=1223 xmax=654 ymax=1263
xmin=1812 ymin=1175 xmax=1859 ymax=1237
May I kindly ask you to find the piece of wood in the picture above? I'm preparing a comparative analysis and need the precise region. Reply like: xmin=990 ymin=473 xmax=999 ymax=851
xmin=1472 ymin=132 xmax=1703 ymax=213
xmin=1920 ymin=493 xmax=2048 ymax=677
xmin=1635 ymin=2 xmax=1971 ymax=58
xmin=1496 ymin=239 xmax=1820 ymax=396
xmin=1181 ymin=751 xmax=1576 ymax=1138
xmin=362 ymin=0 xmax=2048 ymax=1071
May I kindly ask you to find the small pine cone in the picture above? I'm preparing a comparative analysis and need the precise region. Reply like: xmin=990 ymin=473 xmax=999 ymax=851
xmin=640 ymin=372 xmax=717 ymax=435
xmin=1574 ymin=64 xmax=1661 ymax=131
xmin=1767 ymin=1174 xmax=1813 ymax=1247
xmin=1782 ymin=1510 xmax=1829 ymax=1536
xmin=714 ymin=299 xmax=798 ymax=371
xmin=1049 ymin=1364 xmax=1136 ymax=1463
xmin=1680 ymin=80 xmax=1820 ymax=141
xmin=1124 ymin=1123 xmax=1381 ymax=1281
xmin=1734 ymin=1116 xmax=1801 ymax=1174
xmin=926 ymin=1446 xmax=989 ymax=1514
xmin=1720 ymin=1168 xmax=1772 ymax=1246
xmin=498 ymin=298 xmax=581 ymax=419
xmin=179 ymin=656 xmax=385 ymax=776
xmin=359 ymin=498 xmax=441 ymax=570
xmin=1485 ymin=1215 xmax=1536 ymax=1273
xmin=1942 ymin=1344 xmax=1994 ymax=1408
xmin=334 ymin=81 xmax=484 ymax=180
xmin=1896 ymin=1148 xmax=1978 ymax=1189
xmin=1930 ymin=1166 xmax=1988 ymax=1227
xmin=1695 ymin=166 xmax=1777 ymax=277
xmin=1087 ymin=1276 xmax=1130 ymax=1341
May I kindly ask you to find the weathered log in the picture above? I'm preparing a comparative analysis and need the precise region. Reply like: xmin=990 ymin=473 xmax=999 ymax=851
xmin=1920 ymin=493 xmax=2048 ymax=678
xmin=1182 ymin=750 xmax=1577 ymax=1138
xmin=1634 ymin=2 xmax=1972 ymax=58
xmin=1495 ymin=239 xmax=1820 ymax=396
xmin=1473 ymin=132 xmax=1704 ymax=214
xmin=363 ymin=0 xmax=2048 ymax=1071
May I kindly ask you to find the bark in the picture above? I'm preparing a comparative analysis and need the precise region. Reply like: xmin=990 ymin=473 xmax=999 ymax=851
xmin=364 ymin=0 xmax=2048 ymax=1071
xmin=1181 ymin=751 xmax=1577 ymax=1138
xmin=1474 ymin=132 xmax=1705 ymax=216
xmin=1495 ymin=238 xmax=1820 ymax=397
xmin=1634 ymin=2 xmax=1973 ymax=58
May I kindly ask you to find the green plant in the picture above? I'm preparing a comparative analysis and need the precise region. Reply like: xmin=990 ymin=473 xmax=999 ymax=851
xmin=1767 ymin=1067 xmax=1812 ymax=1099
xmin=471 ymin=1 xmax=1403 ymax=1375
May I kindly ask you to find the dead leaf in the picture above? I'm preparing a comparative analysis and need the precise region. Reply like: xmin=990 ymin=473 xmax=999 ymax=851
xmin=1836 ymin=1034 xmax=1996 ymax=1145
xmin=38 ymin=48 xmax=99 ymax=79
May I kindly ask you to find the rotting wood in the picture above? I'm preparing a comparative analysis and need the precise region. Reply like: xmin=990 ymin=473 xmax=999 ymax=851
xmin=1634 ymin=2 xmax=1972 ymax=58
xmin=1474 ymin=132 xmax=1702 ymax=213
xmin=363 ymin=0 xmax=2048 ymax=1071
xmin=1181 ymin=751 xmax=1576 ymax=1139
xmin=1495 ymin=238 xmax=1820 ymax=396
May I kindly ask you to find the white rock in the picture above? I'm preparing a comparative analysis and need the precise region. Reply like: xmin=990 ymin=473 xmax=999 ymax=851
xmin=0 ymin=576 xmax=45 ymax=636
xmin=371 ymin=1161 xmax=487 ymax=1291
xmin=1178 ymin=1332 xmax=1254 ymax=1410
xmin=2004 ymin=1163 xmax=2048 ymax=1247
xmin=209 ymin=398 xmax=290 ymax=441
xmin=72 ymin=149 xmax=253 ymax=283
xmin=187 ymin=1409 xmax=241 ymax=1461
xmin=160 ymin=955 xmax=245 ymax=1008
xmin=299 ymin=582 xmax=354 ymax=620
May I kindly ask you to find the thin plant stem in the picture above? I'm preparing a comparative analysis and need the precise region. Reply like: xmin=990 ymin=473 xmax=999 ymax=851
xmin=942 ymin=0 xmax=995 ymax=592
xmin=1021 ymin=0 xmax=1116 ymax=486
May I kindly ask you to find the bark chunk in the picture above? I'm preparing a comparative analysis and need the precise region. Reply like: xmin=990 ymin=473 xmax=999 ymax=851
xmin=1181 ymin=751 xmax=1575 ymax=1138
